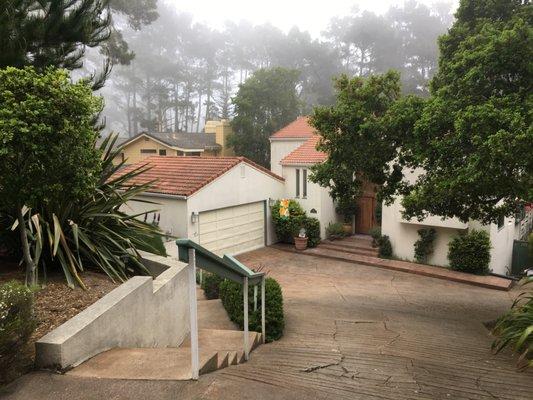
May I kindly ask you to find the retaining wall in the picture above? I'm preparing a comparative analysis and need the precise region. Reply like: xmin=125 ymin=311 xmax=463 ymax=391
xmin=35 ymin=253 xmax=190 ymax=369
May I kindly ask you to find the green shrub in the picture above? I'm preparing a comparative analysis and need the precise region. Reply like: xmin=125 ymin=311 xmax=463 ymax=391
xmin=271 ymin=200 xmax=305 ymax=243
xmin=201 ymin=272 xmax=224 ymax=299
xmin=0 ymin=281 xmax=36 ymax=384
xmin=303 ymin=217 xmax=320 ymax=248
xmin=414 ymin=228 xmax=436 ymax=264
xmin=335 ymin=197 xmax=358 ymax=223
xmin=368 ymin=227 xmax=382 ymax=247
xmin=378 ymin=235 xmax=393 ymax=258
xmin=448 ymin=230 xmax=491 ymax=275
xmin=375 ymin=202 xmax=382 ymax=224
xmin=219 ymin=277 xmax=284 ymax=342
xmin=326 ymin=222 xmax=346 ymax=240
xmin=492 ymin=276 xmax=533 ymax=370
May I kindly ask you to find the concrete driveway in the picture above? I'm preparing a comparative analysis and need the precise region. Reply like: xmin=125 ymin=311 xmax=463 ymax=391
xmin=2 ymin=247 xmax=532 ymax=399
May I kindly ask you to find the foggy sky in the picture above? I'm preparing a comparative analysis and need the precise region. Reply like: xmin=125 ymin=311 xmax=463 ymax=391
xmin=167 ymin=0 xmax=460 ymax=37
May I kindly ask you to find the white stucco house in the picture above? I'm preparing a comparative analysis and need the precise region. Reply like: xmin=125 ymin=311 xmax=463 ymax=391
xmin=269 ymin=117 xmax=378 ymax=238
xmin=382 ymin=169 xmax=530 ymax=276
xmin=119 ymin=156 xmax=285 ymax=256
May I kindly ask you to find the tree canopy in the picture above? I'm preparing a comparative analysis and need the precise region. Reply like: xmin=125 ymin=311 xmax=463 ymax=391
xmin=229 ymin=67 xmax=301 ymax=167
xmin=399 ymin=0 xmax=533 ymax=224
xmin=311 ymin=0 xmax=533 ymax=225
xmin=0 ymin=67 xmax=103 ymax=284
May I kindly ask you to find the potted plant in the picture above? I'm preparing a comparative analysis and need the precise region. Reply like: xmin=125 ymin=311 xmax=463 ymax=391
xmin=293 ymin=227 xmax=308 ymax=250
xmin=335 ymin=197 xmax=358 ymax=235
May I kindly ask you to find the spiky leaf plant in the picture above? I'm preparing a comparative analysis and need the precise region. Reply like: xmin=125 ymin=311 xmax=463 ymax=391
xmin=492 ymin=276 xmax=533 ymax=370
xmin=23 ymin=134 xmax=167 ymax=288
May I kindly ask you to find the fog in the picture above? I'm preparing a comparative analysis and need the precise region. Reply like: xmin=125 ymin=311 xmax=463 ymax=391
xmin=95 ymin=0 xmax=459 ymax=136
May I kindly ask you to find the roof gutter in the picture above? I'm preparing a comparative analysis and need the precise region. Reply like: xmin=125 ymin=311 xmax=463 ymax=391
xmin=140 ymin=191 xmax=188 ymax=200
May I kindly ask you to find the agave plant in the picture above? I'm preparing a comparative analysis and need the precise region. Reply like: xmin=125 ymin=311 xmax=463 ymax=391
xmin=492 ymin=275 xmax=533 ymax=370
xmin=21 ymin=134 xmax=167 ymax=288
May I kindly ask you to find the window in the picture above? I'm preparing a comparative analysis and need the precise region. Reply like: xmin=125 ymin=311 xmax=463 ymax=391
xmin=302 ymin=169 xmax=307 ymax=198
xmin=295 ymin=169 xmax=300 ymax=197
xmin=159 ymin=149 xmax=167 ymax=156
xmin=140 ymin=149 xmax=156 ymax=154
xmin=176 ymin=150 xmax=184 ymax=156
xmin=185 ymin=152 xmax=201 ymax=156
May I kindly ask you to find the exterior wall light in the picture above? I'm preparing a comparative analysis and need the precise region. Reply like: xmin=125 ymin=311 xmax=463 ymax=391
xmin=191 ymin=212 xmax=199 ymax=224
xmin=268 ymin=198 xmax=276 ymax=207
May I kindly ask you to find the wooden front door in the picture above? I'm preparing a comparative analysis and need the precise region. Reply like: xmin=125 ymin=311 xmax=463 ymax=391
xmin=355 ymin=196 xmax=376 ymax=234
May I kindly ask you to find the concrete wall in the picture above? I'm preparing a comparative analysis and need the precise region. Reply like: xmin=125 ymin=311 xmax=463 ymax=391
xmin=382 ymin=199 xmax=464 ymax=266
xmin=270 ymin=139 xmax=306 ymax=176
xmin=382 ymin=197 xmax=519 ymax=275
xmin=188 ymin=162 xmax=285 ymax=246
xmin=281 ymin=165 xmax=338 ymax=238
xmin=35 ymin=254 xmax=190 ymax=370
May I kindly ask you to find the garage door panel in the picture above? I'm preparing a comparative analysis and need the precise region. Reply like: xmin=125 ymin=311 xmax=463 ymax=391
xmin=198 ymin=202 xmax=265 ymax=256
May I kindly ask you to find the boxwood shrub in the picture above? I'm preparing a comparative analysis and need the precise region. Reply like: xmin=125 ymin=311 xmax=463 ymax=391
xmin=219 ymin=277 xmax=284 ymax=342
xmin=378 ymin=235 xmax=393 ymax=258
xmin=201 ymin=272 xmax=224 ymax=299
xmin=0 ymin=281 xmax=36 ymax=384
xmin=448 ymin=230 xmax=491 ymax=275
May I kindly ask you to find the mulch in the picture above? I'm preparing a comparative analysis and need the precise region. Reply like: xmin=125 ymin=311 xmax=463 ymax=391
xmin=0 ymin=260 xmax=119 ymax=381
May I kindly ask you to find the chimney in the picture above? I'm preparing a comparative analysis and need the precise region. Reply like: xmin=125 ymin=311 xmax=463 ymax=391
xmin=204 ymin=120 xmax=234 ymax=156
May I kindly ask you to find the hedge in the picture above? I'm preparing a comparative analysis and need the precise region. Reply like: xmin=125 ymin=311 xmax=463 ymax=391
xmin=219 ymin=277 xmax=284 ymax=342
xmin=448 ymin=229 xmax=491 ymax=275
xmin=0 ymin=281 xmax=36 ymax=384
xmin=201 ymin=272 xmax=224 ymax=299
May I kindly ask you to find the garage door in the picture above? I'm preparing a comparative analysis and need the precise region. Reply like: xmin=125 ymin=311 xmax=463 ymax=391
xmin=198 ymin=201 xmax=265 ymax=256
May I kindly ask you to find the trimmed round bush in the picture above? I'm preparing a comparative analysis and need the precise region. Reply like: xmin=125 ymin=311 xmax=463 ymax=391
xmin=219 ymin=277 xmax=284 ymax=342
xmin=378 ymin=235 xmax=393 ymax=258
xmin=0 ymin=281 xmax=36 ymax=384
xmin=448 ymin=230 xmax=491 ymax=275
xmin=201 ymin=272 xmax=224 ymax=299
xmin=303 ymin=217 xmax=320 ymax=248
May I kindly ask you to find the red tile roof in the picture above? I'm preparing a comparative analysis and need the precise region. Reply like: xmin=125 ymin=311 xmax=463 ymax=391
xmin=114 ymin=156 xmax=284 ymax=197
xmin=280 ymin=136 xmax=327 ymax=166
xmin=270 ymin=116 xmax=316 ymax=139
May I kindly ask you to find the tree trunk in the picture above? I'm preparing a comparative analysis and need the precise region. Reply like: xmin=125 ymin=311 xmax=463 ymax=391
xmin=17 ymin=206 xmax=36 ymax=286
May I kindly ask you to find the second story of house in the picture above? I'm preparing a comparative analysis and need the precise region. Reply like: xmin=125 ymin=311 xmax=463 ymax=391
xmin=269 ymin=116 xmax=317 ymax=176
xmin=114 ymin=120 xmax=234 ymax=165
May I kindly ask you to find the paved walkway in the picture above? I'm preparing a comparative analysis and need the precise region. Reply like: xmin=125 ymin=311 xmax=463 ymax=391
xmin=2 ymin=248 xmax=532 ymax=399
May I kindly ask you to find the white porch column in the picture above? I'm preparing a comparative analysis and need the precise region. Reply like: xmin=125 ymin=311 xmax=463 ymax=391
xmin=188 ymin=248 xmax=199 ymax=380
xmin=243 ymin=276 xmax=249 ymax=361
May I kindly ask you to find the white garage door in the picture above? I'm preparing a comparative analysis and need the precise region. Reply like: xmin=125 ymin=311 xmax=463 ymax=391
xmin=198 ymin=201 xmax=265 ymax=256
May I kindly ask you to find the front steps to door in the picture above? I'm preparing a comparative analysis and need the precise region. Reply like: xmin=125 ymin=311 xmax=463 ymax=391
xmin=67 ymin=288 xmax=263 ymax=380
xmin=274 ymin=235 xmax=513 ymax=291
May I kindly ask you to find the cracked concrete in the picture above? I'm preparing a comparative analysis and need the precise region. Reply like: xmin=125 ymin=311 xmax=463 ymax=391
xmin=2 ymin=247 xmax=532 ymax=400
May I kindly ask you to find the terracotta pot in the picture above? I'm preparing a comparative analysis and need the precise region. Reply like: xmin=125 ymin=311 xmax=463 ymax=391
xmin=342 ymin=223 xmax=352 ymax=235
xmin=294 ymin=236 xmax=308 ymax=250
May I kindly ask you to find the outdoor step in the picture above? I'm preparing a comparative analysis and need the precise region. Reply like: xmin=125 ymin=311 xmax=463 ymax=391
xmin=320 ymin=241 xmax=378 ymax=256
xmin=66 ymin=347 xmax=218 ymax=381
xmin=198 ymin=299 xmax=239 ymax=330
xmin=183 ymin=329 xmax=261 ymax=356
xmin=273 ymin=243 xmax=513 ymax=291
xmin=216 ymin=351 xmax=230 ymax=369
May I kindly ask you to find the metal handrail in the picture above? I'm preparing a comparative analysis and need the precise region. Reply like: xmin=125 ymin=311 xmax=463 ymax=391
xmin=175 ymin=239 xmax=266 ymax=379
xmin=176 ymin=239 xmax=265 ymax=284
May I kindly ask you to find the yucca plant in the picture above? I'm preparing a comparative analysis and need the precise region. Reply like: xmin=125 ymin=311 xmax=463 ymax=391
xmin=21 ymin=134 xmax=167 ymax=288
xmin=492 ymin=276 xmax=533 ymax=370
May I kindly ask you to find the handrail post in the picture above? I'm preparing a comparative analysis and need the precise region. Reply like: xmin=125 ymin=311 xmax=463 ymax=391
xmin=243 ymin=276 xmax=249 ymax=361
xmin=188 ymin=248 xmax=199 ymax=380
xmin=253 ymin=285 xmax=258 ymax=311
xmin=261 ymin=275 xmax=266 ymax=344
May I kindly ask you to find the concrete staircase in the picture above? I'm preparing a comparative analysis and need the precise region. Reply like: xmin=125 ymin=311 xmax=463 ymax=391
xmin=319 ymin=235 xmax=378 ymax=257
xmin=68 ymin=286 xmax=263 ymax=380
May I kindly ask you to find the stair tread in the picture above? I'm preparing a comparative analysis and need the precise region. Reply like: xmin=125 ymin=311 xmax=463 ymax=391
xmin=67 ymin=347 xmax=217 ymax=380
